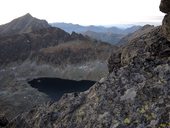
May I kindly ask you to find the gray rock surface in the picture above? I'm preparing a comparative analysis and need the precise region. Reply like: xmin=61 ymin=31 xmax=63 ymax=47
xmin=160 ymin=0 xmax=170 ymax=41
xmin=162 ymin=14 xmax=170 ymax=41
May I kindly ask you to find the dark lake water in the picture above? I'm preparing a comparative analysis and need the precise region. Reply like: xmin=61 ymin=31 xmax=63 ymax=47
xmin=28 ymin=77 xmax=96 ymax=101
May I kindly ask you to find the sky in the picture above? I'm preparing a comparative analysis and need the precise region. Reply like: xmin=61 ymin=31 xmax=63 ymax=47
xmin=0 ymin=0 xmax=164 ymax=26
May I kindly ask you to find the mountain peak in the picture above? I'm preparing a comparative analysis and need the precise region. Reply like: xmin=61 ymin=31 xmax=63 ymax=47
xmin=0 ymin=13 xmax=50 ymax=37
xmin=22 ymin=13 xmax=33 ymax=19
xmin=25 ymin=13 xmax=32 ymax=16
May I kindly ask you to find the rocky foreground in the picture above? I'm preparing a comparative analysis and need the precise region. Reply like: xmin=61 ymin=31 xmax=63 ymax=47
xmin=3 ymin=1 xmax=170 ymax=128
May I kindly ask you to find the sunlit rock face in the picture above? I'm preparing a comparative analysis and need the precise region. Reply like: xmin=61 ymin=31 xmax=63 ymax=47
xmin=160 ymin=0 xmax=170 ymax=41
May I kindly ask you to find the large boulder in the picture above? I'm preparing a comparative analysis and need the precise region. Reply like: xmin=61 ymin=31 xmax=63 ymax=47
xmin=160 ymin=0 xmax=170 ymax=41
xmin=159 ymin=0 xmax=170 ymax=13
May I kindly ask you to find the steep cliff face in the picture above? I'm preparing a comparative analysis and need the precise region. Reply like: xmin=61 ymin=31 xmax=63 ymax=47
xmin=5 ymin=1 xmax=170 ymax=128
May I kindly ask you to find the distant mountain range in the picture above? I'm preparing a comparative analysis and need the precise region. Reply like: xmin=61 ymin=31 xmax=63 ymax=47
xmin=51 ymin=22 xmax=141 ymax=34
xmin=83 ymin=31 xmax=124 ymax=44
xmin=0 ymin=14 xmax=142 ymax=45
xmin=51 ymin=22 xmax=142 ymax=44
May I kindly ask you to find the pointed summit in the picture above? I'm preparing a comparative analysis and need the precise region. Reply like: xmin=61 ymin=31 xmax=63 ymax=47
xmin=0 ymin=13 xmax=50 ymax=36
xmin=21 ymin=13 xmax=33 ymax=19
xmin=24 ymin=13 xmax=32 ymax=17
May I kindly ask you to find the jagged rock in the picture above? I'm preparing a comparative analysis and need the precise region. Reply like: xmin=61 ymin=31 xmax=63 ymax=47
xmin=162 ymin=14 xmax=170 ymax=41
xmin=159 ymin=0 xmax=170 ymax=13
xmin=70 ymin=31 xmax=86 ymax=40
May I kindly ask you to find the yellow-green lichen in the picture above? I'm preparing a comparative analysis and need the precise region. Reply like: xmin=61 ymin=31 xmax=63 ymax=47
xmin=124 ymin=118 xmax=131 ymax=124
xmin=138 ymin=104 xmax=149 ymax=114
xmin=140 ymin=108 xmax=145 ymax=113
xmin=158 ymin=122 xmax=170 ymax=128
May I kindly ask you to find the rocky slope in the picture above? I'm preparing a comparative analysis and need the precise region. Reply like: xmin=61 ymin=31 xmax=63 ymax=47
xmin=4 ymin=1 xmax=170 ymax=128
xmin=118 ymin=25 xmax=155 ymax=46
xmin=0 ymin=27 xmax=71 ymax=65
xmin=0 ymin=14 xmax=115 ymax=123
xmin=0 ymin=13 xmax=50 ymax=37
xmin=6 ymin=25 xmax=170 ymax=128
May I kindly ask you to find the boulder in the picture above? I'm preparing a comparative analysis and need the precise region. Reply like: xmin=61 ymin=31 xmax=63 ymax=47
xmin=159 ymin=0 xmax=170 ymax=13
xmin=162 ymin=14 xmax=170 ymax=41
xmin=160 ymin=0 xmax=170 ymax=41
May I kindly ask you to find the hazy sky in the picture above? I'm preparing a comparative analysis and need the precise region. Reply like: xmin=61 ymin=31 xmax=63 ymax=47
xmin=0 ymin=0 xmax=164 ymax=26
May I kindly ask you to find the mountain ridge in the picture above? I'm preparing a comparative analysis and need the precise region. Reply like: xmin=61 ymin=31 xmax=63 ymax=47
xmin=51 ymin=22 xmax=141 ymax=44
xmin=0 ymin=13 xmax=50 ymax=37
xmin=51 ymin=22 xmax=141 ymax=34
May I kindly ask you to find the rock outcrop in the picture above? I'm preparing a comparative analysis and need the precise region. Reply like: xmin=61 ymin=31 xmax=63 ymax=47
xmin=160 ymin=0 xmax=170 ymax=13
xmin=160 ymin=0 xmax=170 ymax=41
xmin=6 ymin=1 xmax=170 ymax=128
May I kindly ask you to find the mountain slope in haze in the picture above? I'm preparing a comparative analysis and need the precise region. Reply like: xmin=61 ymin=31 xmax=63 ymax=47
xmin=83 ymin=31 xmax=124 ymax=44
xmin=51 ymin=23 xmax=109 ymax=33
xmin=0 ymin=13 xmax=50 ymax=37
xmin=51 ymin=22 xmax=141 ymax=44
xmin=51 ymin=22 xmax=141 ymax=34
xmin=82 ymin=25 xmax=141 ymax=44
xmin=118 ymin=25 xmax=155 ymax=46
